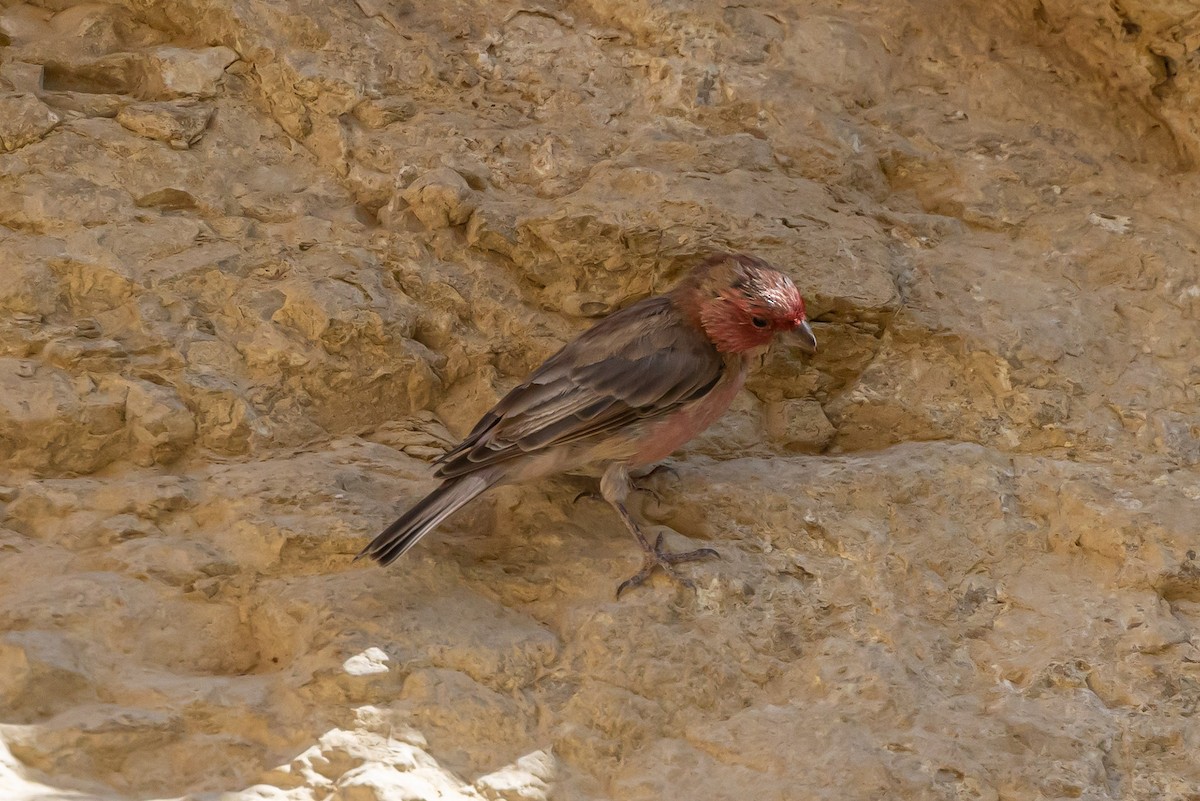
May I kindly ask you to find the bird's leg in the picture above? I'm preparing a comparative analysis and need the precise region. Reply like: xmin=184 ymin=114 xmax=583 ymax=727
xmin=601 ymin=464 xmax=719 ymax=597
xmin=577 ymin=463 xmax=677 ymax=506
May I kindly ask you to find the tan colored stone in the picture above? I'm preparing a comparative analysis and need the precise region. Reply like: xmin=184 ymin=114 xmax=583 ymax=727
xmin=0 ymin=93 xmax=59 ymax=152
xmin=0 ymin=61 xmax=42 ymax=92
xmin=116 ymin=100 xmax=213 ymax=149
xmin=0 ymin=0 xmax=1198 ymax=799
xmin=763 ymin=397 xmax=836 ymax=452
xmin=0 ymin=359 xmax=126 ymax=474
xmin=113 ymin=377 xmax=197 ymax=466
xmin=141 ymin=45 xmax=238 ymax=99
xmin=400 ymin=167 xmax=480 ymax=229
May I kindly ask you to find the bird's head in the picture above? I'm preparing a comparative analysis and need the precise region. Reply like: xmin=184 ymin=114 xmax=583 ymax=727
xmin=678 ymin=253 xmax=817 ymax=355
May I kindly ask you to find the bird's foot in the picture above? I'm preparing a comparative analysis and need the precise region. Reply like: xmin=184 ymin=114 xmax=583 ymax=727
xmin=629 ymin=464 xmax=680 ymax=505
xmin=615 ymin=532 xmax=719 ymax=598
xmin=632 ymin=463 xmax=680 ymax=483
xmin=573 ymin=489 xmax=602 ymax=505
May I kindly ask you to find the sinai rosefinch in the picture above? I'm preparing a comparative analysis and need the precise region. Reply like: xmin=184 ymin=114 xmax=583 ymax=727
xmin=358 ymin=252 xmax=818 ymax=595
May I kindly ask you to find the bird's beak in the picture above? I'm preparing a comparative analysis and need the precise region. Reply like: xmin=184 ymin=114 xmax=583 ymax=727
xmin=793 ymin=319 xmax=817 ymax=353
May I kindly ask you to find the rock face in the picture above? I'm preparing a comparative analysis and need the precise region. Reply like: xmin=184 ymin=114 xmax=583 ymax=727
xmin=1 ymin=0 xmax=1199 ymax=799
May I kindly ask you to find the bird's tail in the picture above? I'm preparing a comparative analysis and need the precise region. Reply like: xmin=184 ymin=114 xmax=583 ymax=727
xmin=356 ymin=473 xmax=496 ymax=565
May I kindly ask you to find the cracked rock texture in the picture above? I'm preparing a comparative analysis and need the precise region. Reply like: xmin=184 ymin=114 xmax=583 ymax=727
xmin=2 ymin=0 xmax=1199 ymax=799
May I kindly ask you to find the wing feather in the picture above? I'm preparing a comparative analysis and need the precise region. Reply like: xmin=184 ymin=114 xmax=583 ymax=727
xmin=434 ymin=295 xmax=722 ymax=479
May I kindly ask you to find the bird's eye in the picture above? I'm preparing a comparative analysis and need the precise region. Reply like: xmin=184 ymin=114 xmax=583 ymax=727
xmin=751 ymin=316 xmax=769 ymax=328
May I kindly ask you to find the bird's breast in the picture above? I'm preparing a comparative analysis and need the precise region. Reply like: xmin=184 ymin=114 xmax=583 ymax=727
xmin=630 ymin=356 xmax=749 ymax=466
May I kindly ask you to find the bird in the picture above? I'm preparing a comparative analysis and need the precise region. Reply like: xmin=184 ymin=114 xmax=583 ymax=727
xmin=357 ymin=251 xmax=818 ymax=596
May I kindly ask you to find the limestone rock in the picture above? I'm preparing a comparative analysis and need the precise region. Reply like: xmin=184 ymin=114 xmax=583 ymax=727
xmin=0 ymin=359 xmax=126 ymax=474
xmin=0 ymin=61 xmax=42 ymax=92
xmin=116 ymin=100 xmax=213 ymax=149
xmin=763 ymin=398 xmax=836 ymax=452
xmin=0 ymin=92 xmax=60 ymax=152
xmin=0 ymin=0 xmax=1198 ymax=799
xmin=39 ymin=90 xmax=125 ymax=117
xmin=399 ymin=167 xmax=480 ymax=229
xmin=112 ymin=377 xmax=197 ymax=466
xmin=141 ymin=45 xmax=238 ymax=99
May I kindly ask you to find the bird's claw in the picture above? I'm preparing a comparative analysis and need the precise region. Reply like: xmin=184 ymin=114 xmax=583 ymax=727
xmin=576 ymin=481 xmax=663 ymax=506
xmin=635 ymin=463 xmax=680 ymax=482
xmin=615 ymin=532 xmax=720 ymax=598
xmin=630 ymin=464 xmax=679 ymax=505
xmin=633 ymin=485 xmax=664 ymax=505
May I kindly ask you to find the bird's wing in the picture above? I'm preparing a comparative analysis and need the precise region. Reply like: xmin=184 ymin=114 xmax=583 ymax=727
xmin=434 ymin=295 xmax=724 ymax=478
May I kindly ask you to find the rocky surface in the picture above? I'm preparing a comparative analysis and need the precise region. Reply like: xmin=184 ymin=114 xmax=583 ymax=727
xmin=1 ymin=0 xmax=1199 ymax=798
